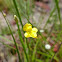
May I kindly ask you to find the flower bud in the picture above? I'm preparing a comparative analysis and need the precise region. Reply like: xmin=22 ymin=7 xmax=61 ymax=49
xmin=3 ymin=13 xmax=6 ymax=17
xmin=14 ymin=15 xmax=18 ymax=22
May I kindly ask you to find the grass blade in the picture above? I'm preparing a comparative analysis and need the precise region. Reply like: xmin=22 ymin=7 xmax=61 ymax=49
xmin=13 ymin=0 xmax=23 ymax=29
xmin=2 ymin=12 xmax=21 ymax=62
xmin=43 ymin=7 xmax=56 ymax=29
xmin=14 ymin=15 xmax=29 ymax=62
xmin=32 ymin=39 xmax=40 ymax=62
xmin=54 ymin=0 xmax=61 ymax=23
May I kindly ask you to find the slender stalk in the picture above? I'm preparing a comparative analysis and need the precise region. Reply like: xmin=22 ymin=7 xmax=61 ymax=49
xmin=48 ymin=13 xmax=57 ymax=37
xmin=13 ymin=0 xmax=30 ymax=60
xmin=13 ymin=0 xmax=36 ymax=31
xmin=13 ymin=0 xmax=23 ymax=28
xmin=14 ymin=16 xmax=29 ymax=62
xmin=26 ymin=0 xmax=30 ymax=23
xmin=32 ymin=39 xmax=40 ymax=62
xmin=13 ymin=0 xmax=30 ymax=53
xmin=25 ymin=38 xmax=30 ymax=53
xmin=54 ymin=0 xmax=61 ymax=24
xmin=43 ymin=7 xmax=56 ymax=29
xmin=2 ymin=12 xmax=21 ymax=62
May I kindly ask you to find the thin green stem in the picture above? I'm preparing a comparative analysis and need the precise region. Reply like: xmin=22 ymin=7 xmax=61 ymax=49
xmin=15 ymin=17 xmax=29 ymax=62
xmin=2 ymin=12 xmax=21 ymax=62
xmin=13 ymin=0 xmax=23 ymax=28
xmin=13 ymin=0 xmax=30 ymax=54
xmin=13 ymin=0 xmax=30 ymax=60
xmin=54 ymin=0 xmax=61 ymax=24
xmin=43 ymin=7 xmax=56 ymax=29
xmin=25 ymin=38 xmax=30 ymax=53
xmin=32 ymin=38 xmax=40 ymax=62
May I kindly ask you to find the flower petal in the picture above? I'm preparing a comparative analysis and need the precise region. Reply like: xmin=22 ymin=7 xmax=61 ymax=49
xmin=24 ymin=32 xmax=30 ymax=38
xmin=23 ymin=23 xmax=32 ymax=31
xmin=32 ymin=27 xmax=38 ymax=33
xmin=31 ymin=32 xmax=37 ymax=38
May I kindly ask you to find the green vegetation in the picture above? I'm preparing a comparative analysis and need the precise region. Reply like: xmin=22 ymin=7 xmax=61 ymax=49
xmin=0 ymin=0 xmax=62 ymax=62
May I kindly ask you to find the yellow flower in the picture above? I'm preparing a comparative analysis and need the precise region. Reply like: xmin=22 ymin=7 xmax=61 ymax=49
xmin=24 ymin=30 xmax=37 ymax=38
xmin=30 ymin=32 xmax=37 ymax=38
xmin=23 ymin=23 xmax=32 ymax=32
xmin=24 ymin=32 xmax=31 ymax=38
xmin=30 ymin=27 xmax=38 ymax=38
xmin=32 ymin=27 xmax=38 ymax=32
xmin=23 ymin=23 xmax=38 ymax=38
